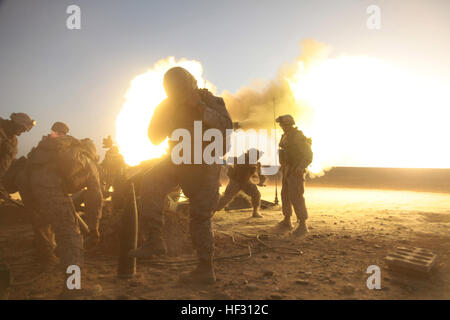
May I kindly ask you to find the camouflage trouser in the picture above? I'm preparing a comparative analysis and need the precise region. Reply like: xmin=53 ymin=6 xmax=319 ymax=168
xmin=30 ymin=210 xmax=56 ymax=258
xmin=31 ymin=185 xmax=84 ymax=269
xmin=15 ymin=173 xmax=57 ymax=260
xmin=140 ymin=158 xmax=221 ymax=261
xmin=281 ymin=167 xmax=308 ymax=221
xmin=216 ymin=179 xmax=261 ymax=211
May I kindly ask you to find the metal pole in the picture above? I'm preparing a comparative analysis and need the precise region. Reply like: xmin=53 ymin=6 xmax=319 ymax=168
xmin=117 ymin=182 xmax=138 ymax=278
xmin=273 ymin=97 xmax=279 ymax=205
xmin=130 ymin=183 xmax=138 ymax=252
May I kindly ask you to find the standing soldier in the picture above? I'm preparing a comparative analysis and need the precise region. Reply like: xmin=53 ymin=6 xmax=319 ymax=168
xmin=0 ymin=113 xmax=35 ymax=194
xmin=216 ymin=148 xmax=265 ymax=218
xmin=130 ymin=67 xmax=233 ymax=285
xmin=100 ymin=135 xmax=127 ymax=209
xmin=276 ymin=115 xmax=313 ymax=237
xmin=25 ymin=122 xmax=103 ymax=295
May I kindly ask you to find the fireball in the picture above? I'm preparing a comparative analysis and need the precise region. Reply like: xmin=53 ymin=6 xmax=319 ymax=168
xmin=288 ymin=55 xmax=450 ymax=172
xmin=115 ymin=57 xmax=215 ymax=166
xmin=116 ymin=53 xmax=450 ymax=173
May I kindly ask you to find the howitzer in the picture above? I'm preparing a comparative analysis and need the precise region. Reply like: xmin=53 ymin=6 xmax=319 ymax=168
xmin=116 ymin=158 xmax=184 ymax=278
xmin=116 ymin=160 xmax=153 ymax=279
xmin=117 ymin=182 xmax=139 ymax=278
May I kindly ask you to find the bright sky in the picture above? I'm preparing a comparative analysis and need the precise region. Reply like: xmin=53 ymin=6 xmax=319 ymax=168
xmin=1 ymin=0 xmax=449 ymax=165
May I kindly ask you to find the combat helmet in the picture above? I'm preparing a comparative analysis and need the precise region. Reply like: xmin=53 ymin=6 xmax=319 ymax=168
xmin=275 ymin=114 xmax=295 ymax=126
xmin=51 ymin=122 xmax=70 ymax=135
xmin=163 ymin=67 xmax=198 ymax=98
xmin=10 ymin=113 xmax=35 ymax=131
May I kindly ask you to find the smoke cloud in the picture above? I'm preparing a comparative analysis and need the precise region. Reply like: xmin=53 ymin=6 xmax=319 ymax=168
xmin=222 ymin=39 xmax=331 ymax=131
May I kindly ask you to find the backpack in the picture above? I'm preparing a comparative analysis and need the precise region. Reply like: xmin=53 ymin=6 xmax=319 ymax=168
xmin=299 ymin=131 xmax=313 ymax=168
xmin=28 ymin=135 xmax=97 ymax=193
xmin=55 ymin=137 xmax=98 ymax=193
xmin=197 ymin=89 xmax=233 ymax=156
xmin=279 ymin=129 xmax=313 ymax=169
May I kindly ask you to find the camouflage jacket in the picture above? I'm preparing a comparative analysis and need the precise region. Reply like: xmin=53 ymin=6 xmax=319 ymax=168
xmin=227 ymin=161 xmax=262 ymax=185
xmin=101 ymin=147 xmax=126 ymax=184
xmin=0 ymin=118 xmax=18 ymax=179
xmin=279 ymin=127 xmax=313 ymax=169
xmin=27 ymin=135 xmax=103 ymax=227
xmin=28 ymin=135 xmax=102 ymax=192
xmin=148 ymin=89 xmax=233 ymax=160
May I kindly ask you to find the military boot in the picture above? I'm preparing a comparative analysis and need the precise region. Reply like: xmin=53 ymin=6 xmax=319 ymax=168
xmin=178 ymin=258 xmax=216 ymax=285
xmin=292 ymin=220 xmax=308 ymax=237
xmin=252 ymin=210 xmax=263 ymax=218
xmin=276 ymin=217 xmax=293 ymax=230
xmin=128 ymin=229 xmax=167 ymax=259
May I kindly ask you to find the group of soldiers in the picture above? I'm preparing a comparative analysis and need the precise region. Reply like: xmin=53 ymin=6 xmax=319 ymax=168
xmin=0 ymin=117 xmax=104 ymax=296
xmin=0 ymin=66 xmax=312 ymax=296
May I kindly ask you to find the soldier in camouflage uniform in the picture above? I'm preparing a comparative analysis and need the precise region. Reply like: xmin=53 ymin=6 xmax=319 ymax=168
xmin=100 ymin=136 xmax=127 ymax=210
xmin=216 ymin=148 xmax=265 ymax=218
xmin=26 ymin=122 xmax=103 ymax=289
xmin=4 ymin=156 xmax=59 ymax=266
xmin=130 ymin=67 xmax=233 ymax=285
xmin=276 ymin=115 xmax=312 ymax=237
xmin=0 ymin=113 xmax=35 ymax=194
xmin=76 ymin=137 xmax=104 ymax=248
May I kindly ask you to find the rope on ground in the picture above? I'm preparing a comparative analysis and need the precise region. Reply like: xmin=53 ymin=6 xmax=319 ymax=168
xmin=144 ymin=230 xmax=300 ymax=267
xmin=12 ymin=272 xmax=47 ymax=286
xmin=8 ymin=231 xmax=301 ymax=272
xmin=233 ymin=231 xmax=301 ymax=255
xmin=147 ymin=232 xmax=253 ymax=267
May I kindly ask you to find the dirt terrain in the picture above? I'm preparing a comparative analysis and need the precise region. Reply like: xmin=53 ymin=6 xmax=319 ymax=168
xmin=1 ymin=186 xmax=449 ymax=300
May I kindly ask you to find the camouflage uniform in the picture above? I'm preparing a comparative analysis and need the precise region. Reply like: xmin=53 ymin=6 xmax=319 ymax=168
xmin=141 ymin=159 xmax=221 ymax=260
xmin=26 ymin=135 xmax=103 ymax=270
xmin=100 ymin=146 xmax=127 ymax=209
xmin=101 ymin=147 xmax=126 ymax=188
xmin=216 ymin=159 xmax=262 ymax=214
xmin=0 ymin=118 xmax=19 ymax=191
xmin=29 ymin=168 xmax=84 ymax=268
xmin=73 ymin=157 xmax=103 ymax=237
xmin=139 ymin=86 xmax=232 ymax=264
xmin=279 ymin=126 xmax=309 ymax=222
xmin=0 ymin=113 xmax=34 ymax=191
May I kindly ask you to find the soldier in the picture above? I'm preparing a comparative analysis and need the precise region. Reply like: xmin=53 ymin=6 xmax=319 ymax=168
xmin=2 ymin=156 xmax=58 ymax=267
xmin=101 ymin=136 xmax=126 ymax=192
xmin=129 ymin=67 xmax=233 ymax=285
xmin=216 ymin=148 xmax=265 ymax=218
xmin=0 ymin=113 xmax=35 ymax=194
xmin=276 ymin=115 xmax=312 ymax=237
xmin=100 ymin=136 xmax=127 ymax=209
xmin=25 ymin=122 xmax=103 ymax=295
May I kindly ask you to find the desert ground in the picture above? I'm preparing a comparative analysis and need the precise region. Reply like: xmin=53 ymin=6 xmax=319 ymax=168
xmin=1 ymin=175 xmax=449 ymax=300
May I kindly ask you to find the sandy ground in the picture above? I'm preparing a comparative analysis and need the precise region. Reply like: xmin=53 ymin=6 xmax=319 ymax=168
xmin=1 ymin=186 xmax=449 ymax=300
